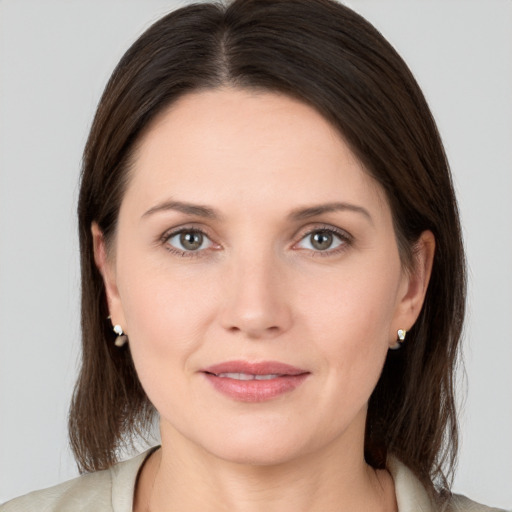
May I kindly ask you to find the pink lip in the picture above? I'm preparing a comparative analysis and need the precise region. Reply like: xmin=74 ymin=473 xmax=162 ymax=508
xmin=201 ymin=360 xmax=310 ymax=402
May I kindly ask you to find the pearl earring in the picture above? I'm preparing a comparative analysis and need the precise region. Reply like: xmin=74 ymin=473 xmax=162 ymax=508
xmin=113 ymin=324 xmax=128 ymax=347
xmin=390 ymin=329 xmax=407 ymax=350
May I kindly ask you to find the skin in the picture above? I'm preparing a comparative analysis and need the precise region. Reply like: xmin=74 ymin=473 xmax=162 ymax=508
xmin=93 ymin=88 xmax=434 ymax=512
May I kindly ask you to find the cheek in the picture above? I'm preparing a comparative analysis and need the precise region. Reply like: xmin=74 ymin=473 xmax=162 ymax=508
xmin=301 ymin=258 xmax=401 ymax=346
xmin=115 ymin=255 xmax=220 ymax=390
xmin=298 ymin=256 xmax=401 ymax=390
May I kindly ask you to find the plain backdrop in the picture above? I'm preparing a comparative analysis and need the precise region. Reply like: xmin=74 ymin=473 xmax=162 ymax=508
xmin=1 ymin=0 xmax=511 ymax=508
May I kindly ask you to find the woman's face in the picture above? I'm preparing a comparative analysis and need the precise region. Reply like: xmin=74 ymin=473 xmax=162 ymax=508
xmin=96 ymin=89 xmax=431 ymax=465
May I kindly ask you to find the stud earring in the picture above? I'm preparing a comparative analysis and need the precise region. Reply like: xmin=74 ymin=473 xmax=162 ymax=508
xmin=113 ymin=324 xmax=128 ymax=347
xmin=390 ymin=329 xmax=407 ymax=350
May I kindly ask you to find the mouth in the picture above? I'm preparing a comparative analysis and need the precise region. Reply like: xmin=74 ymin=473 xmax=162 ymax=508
xmin=201 ymin=361 xmax=310 ymax=402
xmin=212 ymin=372 xmax=283 ymax=380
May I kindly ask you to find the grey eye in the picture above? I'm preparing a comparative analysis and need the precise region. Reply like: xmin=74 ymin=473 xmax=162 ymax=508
xmin=297 ymin=229 xmax=344 ymax=251
xmin=180 ymin=231 xmax=203 ymax=250
xmin=311 ymin=231 xmax=333 ymax=250
xmin=167 ymin=230 xmax=211 ymax=252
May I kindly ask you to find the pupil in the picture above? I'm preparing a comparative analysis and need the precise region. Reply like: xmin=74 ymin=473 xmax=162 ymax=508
xmin=312 ymin=231 xmax=332 ymax=250
xmin=180 ymin=231 xmax=202 ymax=250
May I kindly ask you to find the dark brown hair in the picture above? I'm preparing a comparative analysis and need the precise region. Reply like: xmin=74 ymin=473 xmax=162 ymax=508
xmin=71 ymin=0 xmax=465 ymax=497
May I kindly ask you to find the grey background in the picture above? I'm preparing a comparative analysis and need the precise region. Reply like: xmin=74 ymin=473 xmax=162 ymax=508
xmin=1 ymin=0 xmax=511 ymax=507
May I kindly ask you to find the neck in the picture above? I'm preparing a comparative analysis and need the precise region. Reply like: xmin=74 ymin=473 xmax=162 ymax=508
xmin=137 ymin=416 xmax=396 ymax=512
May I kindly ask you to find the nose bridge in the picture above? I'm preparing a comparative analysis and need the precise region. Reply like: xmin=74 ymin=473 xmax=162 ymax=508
xmin=220 ymin=244 xmax=291 ymax=337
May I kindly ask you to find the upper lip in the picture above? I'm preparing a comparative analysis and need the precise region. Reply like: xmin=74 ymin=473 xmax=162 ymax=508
xmin=202 ymin=360 xmax=309 ymax=376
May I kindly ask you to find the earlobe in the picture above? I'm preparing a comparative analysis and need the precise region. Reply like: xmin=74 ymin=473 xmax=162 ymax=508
xmin=390 ymin=230 xmax=435 ymax=347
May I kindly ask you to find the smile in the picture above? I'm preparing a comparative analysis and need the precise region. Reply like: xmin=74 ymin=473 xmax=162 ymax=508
xmin=201 ymin=361 xmax=310 ymax=402
xmin=215 ymin=372 xmax=281 ymax=380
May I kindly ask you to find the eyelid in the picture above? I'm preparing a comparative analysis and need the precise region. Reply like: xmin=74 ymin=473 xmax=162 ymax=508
xmin=292 ymin=223 xmax=353 ymax=253
xmin=157 ymin=222 xmax=352 ymax=257
xmin=159 ymin=224 xmax=220 ymax=257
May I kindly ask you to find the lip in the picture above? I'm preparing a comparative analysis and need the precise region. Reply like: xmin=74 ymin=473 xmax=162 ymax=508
xmin=201 ymin=360 xmax=310 ymax=402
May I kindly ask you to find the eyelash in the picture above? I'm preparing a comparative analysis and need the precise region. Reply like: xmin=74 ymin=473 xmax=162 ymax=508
xmin=294 ymin=225 xmax=352 ymax=257
xmin=159 ymin=224 xmax=353 ymax=258
xmin=160 ymin=227 xmax=216 ymax=258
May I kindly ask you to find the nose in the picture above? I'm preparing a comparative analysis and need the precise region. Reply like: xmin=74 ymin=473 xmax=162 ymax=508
xmin=219 ymin=252 xmax=293 ymax=339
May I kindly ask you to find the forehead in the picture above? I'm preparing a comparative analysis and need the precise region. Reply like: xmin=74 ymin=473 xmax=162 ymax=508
xmin=124 ymin=88 xmax=388 ymax=217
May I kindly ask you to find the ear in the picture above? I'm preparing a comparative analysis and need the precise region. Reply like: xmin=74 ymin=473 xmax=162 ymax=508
xmin=390 ymin=230 xmax=435 ymax=348
xmin=91 ymin=222 xmax=127 ymax=330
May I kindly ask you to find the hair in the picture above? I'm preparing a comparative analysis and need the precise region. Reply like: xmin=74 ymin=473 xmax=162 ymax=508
xmin=71 ymin=0 xmax=465 ymax=499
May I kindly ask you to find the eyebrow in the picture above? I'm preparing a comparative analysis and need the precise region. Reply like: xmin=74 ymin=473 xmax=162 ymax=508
xmin=288 ymin=202 xmax=373 ymax=224
xmin=142 ymin=199 xmax=373 ymax=224
xmin=142 ymin=200 xmax=220 ymax=220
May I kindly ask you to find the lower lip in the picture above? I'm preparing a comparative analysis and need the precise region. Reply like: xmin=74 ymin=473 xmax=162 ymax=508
xmin=203 ymin=373 xmax=309 ymax=402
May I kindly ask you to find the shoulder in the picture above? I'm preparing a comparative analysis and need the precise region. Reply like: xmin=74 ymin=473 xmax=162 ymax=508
xmin=0 ymin=449 xmax=154 ymax=512
xmin=445 ymin=494 xmax=509 ymax=512
xmin=0 ymin=469 xmax=113 ymax=512
xmin=387 ymin=456 xmax=508 ymax=512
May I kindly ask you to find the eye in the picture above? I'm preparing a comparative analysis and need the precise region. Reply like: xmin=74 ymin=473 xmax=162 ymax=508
xmin=165 ymin=229 xmax=213 ymax=253
xmin=296 ymin=228 xmax=347 ymax=252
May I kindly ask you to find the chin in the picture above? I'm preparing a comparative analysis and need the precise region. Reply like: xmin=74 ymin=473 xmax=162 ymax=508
xmin=164 ymin=412 xmax=313 ymax=467
xmin=208 ymin=436 xmax=309 ymax=467
xmin=158 ymin=391 xmax=365 ymax=468
xmin=191 ymin=415 xmax=344 ymax=468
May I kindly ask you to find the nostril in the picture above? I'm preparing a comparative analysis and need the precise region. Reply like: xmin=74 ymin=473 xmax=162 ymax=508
xmin=219 ymin=292 xmax=292 ymax=338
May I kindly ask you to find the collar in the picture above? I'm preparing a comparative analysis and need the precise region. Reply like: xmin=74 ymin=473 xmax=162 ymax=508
xmin=387 ymin=456 xmax=435 ymax=512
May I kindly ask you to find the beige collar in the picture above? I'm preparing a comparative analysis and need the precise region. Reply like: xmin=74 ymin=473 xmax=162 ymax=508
xmin=387 ymin=456 xmax=435 ymax=512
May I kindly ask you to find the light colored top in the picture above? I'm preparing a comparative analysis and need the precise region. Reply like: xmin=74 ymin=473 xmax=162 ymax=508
xmin=1 ymin=448 xmax=507 ymax=512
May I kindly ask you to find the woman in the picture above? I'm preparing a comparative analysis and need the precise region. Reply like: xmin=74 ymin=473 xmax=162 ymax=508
xmin=1 ymin=0 xmax=506 ymax=511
